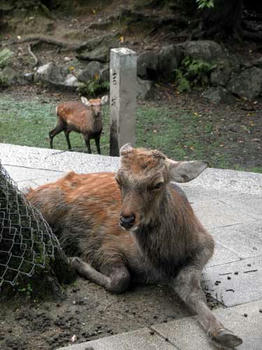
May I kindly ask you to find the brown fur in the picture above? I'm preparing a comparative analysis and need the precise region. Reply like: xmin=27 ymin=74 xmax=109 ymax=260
xmin=26 ymin=145 xmax=242 ymax=348
xmin=49 ymin=97 xmax=107 ymax=154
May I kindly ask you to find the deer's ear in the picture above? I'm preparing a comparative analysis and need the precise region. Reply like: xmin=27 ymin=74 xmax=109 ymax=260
xmin=120 ymin=143 xmax=133 ymax=155
xmin=166 ymin=159 xmax=208 ymax=183
xmin=81 ymin=96 xmax=91 ymax=106
xmin=101 ymin=95 xmax=108 ymax=105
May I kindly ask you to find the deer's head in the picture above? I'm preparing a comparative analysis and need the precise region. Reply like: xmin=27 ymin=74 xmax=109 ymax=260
xmin=116 ymin=144 xmax=207 ymax=231
xmin=81 ymin=95 xmax=108 ymax=118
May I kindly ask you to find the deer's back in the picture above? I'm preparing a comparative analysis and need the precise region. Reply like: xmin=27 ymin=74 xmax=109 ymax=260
xmin=27 ymin=172 xmax=138 ymax=270
xmin=57 ymin=102 xmax=97 ymax=133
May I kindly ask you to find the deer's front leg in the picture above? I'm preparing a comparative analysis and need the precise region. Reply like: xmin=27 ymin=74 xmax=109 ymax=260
xmin=170 ymin=266 xmax=242 ymax=349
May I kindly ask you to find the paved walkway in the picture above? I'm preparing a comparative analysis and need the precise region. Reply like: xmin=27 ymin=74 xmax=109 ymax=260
xmin=0 ymin=143 xmax=261 ymax=350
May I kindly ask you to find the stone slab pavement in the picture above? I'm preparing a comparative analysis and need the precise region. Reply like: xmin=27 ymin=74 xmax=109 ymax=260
xmin=0 ymin=143 xmax=261 ymax=350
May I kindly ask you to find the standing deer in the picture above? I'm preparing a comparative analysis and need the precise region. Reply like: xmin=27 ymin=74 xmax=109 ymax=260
xmin=26 ymin=144 xmax=242 ymax=349
xmin=49 ymin=95 xmax=108 ymax=154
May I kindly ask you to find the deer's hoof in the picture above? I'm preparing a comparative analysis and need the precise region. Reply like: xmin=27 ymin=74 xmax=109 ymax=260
xmin=211 ymin=329 xmax=242 ymax=348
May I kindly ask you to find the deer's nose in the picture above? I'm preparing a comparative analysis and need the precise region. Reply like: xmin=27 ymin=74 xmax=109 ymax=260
xmin=120 ymin=214 xmax=136 ymax=230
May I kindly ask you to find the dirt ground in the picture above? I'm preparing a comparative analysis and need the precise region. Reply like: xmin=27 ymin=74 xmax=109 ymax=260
xmin=0 ymin=280 xmax=186 ymax=349
xmin=0 ymin=265 xmax=221 ymax=350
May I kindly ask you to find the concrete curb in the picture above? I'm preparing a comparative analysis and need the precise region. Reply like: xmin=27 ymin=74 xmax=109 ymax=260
xmin=1 ymin=143 xmax=261 ymax=194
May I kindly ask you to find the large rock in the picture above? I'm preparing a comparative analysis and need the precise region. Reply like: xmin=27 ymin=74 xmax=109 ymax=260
xmin=76 ymin=61 xmax=109 ymax=85
xmin=137 ymin=41 xmax=223 ymax=82
xmin=178 ymin=40 xmax=224 ymax=62
xmin=137 ymin=51 xmax=159 ymax=80
xmin=210 ymin=56 xmax=240 ymax=87
xmin=227 ymin=67 xmax=262 ymax=100
xmin=202 ymin=86 xmax=235 ymax=104
xmin=158 ymin=45 xmax=183 ymax=80
xmin=36 ymin=62 xmax=67 ymax=83
xmin=137 ymin=44 xmax=183 ymax=81
xmin=76 ymin=61 xmax=104 ymax=83
xmin=64 ymin=74 xmax=80 ymax=87
xmin=100 ymin=65 xmax=109 ymax=82
xmin=137 ymin=77 xmax=153 ymax=100
xmin=0 ymin=66 xmax=26 ymax=85
xmin=35 ymin=62 xmax=82 ymax=88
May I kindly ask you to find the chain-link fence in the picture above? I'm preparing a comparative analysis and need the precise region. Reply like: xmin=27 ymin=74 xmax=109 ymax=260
xmin=0 ymin=161 xmax=61 ymax=289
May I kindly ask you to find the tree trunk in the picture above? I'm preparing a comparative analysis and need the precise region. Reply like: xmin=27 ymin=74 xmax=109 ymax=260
xmin=195 ymin=0 xmax=243 ymax=39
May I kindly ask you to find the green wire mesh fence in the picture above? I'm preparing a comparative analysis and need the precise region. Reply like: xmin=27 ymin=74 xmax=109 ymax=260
xmin=0 ymin=161 xmax=61 ymax=288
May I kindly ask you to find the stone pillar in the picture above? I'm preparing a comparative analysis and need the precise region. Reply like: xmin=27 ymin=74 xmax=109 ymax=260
xmin=109 ymin=48 xmax=137 ymax=156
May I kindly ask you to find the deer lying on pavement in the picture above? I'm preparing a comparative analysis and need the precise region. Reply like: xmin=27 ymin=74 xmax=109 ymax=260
xmin=49 ymin=95 xmax=108 ymax=154
xmin=26 ymin=144 xmax=242 ymax=349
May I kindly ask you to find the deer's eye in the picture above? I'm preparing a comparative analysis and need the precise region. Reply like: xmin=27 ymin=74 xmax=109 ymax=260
xmin=151 ymin=182 xmax=163 ymax=191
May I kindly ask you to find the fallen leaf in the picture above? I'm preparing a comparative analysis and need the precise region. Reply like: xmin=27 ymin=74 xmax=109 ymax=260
xmin=70 ymin=335 xmax=77 ymax=343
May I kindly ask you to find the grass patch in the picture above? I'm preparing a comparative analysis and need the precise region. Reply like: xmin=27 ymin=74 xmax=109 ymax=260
xmin=0 ymin=95 xmax=261 ymax=173
xmin=0 ymin=96 xmax=111 ymax=153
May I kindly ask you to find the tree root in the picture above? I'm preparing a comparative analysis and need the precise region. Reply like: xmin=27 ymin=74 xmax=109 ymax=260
xmin=27 ymin=44 xmax=39 ymax=67
xmin=11 ymin=35 xmax=87 ymax=52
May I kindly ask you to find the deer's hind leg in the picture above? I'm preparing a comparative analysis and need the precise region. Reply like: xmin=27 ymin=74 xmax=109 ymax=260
xmin=70 ymin=257 xmax=130 ymax=294
xmin=49 ymin=121 xmax=65 ymax=149
xmin=64 ymin=130 xmax=72 ymax=150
